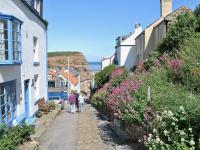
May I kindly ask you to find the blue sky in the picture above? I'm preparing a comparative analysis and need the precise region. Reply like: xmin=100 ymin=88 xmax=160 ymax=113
xmin=44 ymin=0 xmax=200 ymax=62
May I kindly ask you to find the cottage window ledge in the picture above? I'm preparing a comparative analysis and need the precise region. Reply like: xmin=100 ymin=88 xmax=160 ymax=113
xmin=0 ymin=14 xmax=23 ymax=65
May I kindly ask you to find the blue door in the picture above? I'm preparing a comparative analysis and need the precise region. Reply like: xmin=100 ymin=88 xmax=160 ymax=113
xmin=24 ymin=80 xmax=30 ymax=119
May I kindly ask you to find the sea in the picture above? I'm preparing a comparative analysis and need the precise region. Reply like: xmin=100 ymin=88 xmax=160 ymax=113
xmin=88 ymin=62 xmax=101 ymax=72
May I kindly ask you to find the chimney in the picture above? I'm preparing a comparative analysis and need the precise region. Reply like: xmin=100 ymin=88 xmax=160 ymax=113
xmin=160 ymin=0 xmax=172 ymax=17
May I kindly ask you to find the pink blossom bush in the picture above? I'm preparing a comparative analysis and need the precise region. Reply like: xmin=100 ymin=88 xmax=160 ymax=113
xmin=110 ymin=67 xmax=124 ymax=79
xmin=106 ymin=79 xmax=143 ymax=119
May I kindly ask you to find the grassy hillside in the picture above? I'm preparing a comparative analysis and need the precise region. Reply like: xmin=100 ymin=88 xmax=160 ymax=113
xmin=48 ymin=51 xmax=81 ymax=57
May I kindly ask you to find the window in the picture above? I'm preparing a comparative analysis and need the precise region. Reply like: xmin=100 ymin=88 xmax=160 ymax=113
xmin=48 ymin=81 xmax=55 ymax=88
xmin=0 ymin=20 xmax=8 ymax=61
xmin=34 ymin=0 xmax=41 ymax=14
xmin=0 ymin=81 xmax=16 ymax=125
xmin=33 ymin=37 xmax=39 ymax=64
xmin=33 ymin=75 xmax=39 ymax=100
xmin=60 ymin=79 xmax=67 ymax=88
xmin=0 ymin=15 xmax=22 ymax=64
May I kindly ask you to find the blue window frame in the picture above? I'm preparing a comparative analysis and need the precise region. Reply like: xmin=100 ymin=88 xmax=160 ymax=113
xmin=0 ymin=15 xmax=22 ymax=65
xmin=0 ymin=80 xmax=17 ymax=125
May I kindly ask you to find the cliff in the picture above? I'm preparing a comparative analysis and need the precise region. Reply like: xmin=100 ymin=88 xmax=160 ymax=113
xmin=48 ymin=51 xmax=92 ymax=92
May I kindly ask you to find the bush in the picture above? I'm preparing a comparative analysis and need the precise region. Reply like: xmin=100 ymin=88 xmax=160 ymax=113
xmin=48 ymin=101 xmax=56 ymax=110
xmin=145 ymin=107 xmax=197 ymax=150
xmin=158 ymin=12 xmax=198 ymax=54
xmin=0 ymin=124 xmax=34 ymax=150
xmin=194 ymin=4 xmax=200 ymax=32
xmin=110 ymin=67 xmax=129 ymax=88
xmin=94 ymin=64 xmax=115 ymax=88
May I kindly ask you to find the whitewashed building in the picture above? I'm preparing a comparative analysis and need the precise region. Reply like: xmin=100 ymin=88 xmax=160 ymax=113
xmin=0 ymin=0 xmax=47 ymax=125
xmin=115 ymin=24 xmax=142 ymax=69
xmin=101 ymin=55 xmax=115 ymax=70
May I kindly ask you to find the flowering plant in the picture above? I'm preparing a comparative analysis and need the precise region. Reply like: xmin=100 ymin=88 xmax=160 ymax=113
xmin=145 ymin=106 xmax=197 ymax=149
xmin=106 ymin=79 xmax=144 ymax=122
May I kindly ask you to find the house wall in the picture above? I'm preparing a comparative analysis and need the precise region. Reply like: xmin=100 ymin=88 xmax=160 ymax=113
xmin=135 ymin=33 xmax=145 ymax=63
xmin=101 ymin=56 xmax=114 ymax=70
xmin=117 ymin=46 xmax=137 ymax=69
xmin=135 ymin=18 xmax=164 ymax=62
xmin=115 ymin=26 xmax=142 ymax=69
xmin=0 ymin=0 xmax=47 ymax=123
xmin=154 ymin=21 xmax=167 ymax=48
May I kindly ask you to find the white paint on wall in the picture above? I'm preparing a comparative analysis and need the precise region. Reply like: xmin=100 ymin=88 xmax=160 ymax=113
xmin=0 ymin=0 xmax=47 ymax=122
xmin=115 ymin=25 xmax=142 ymax=69
xmin=101 ymin=55 xmax=115 ymax=70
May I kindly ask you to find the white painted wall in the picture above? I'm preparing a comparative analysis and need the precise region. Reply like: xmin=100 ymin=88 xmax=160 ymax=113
xmin=0 ymin=0 xmax=47 ymax=121
xmin=115 ymin=26 xmax=142 ymax=69
xmin=101 ymin=55 xmax=115 ymax=70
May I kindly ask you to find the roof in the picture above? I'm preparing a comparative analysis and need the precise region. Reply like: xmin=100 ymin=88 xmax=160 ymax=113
xmin=21 ymin=0 xmax=48 ymax=26
xmin=69 ymin=68 xmax=80 ymax=76
xmin=61 ymin=71 xmax=79 ymax=86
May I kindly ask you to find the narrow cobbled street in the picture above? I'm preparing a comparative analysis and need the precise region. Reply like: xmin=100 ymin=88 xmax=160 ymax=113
xmin=39 ymin=104 xmax=133 ymax=150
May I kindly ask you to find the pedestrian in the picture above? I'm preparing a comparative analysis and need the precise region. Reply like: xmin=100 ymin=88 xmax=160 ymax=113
xmin=78 ymin=92 xmax=85 ymax=112
xmin=85 ymin=92 xmax=90 ymax=103
xmin=68 ymin=91 xmax=76 ymax=113
xmin=74 ymin=90 xmax=79 ymax=112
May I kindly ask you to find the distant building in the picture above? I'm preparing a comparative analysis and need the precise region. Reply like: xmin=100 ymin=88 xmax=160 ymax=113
xmin=0 ymin=0 xmax=47 ymax=125
xmin=115 ymin=24 xmax=142 ymax=69
xmin=101 ymin=55 xmax=115 ymax=70
xmin=136 ymin=0 xmax=191 ymax=62
xmin=48 ymin=68 xmax=80 ymax=93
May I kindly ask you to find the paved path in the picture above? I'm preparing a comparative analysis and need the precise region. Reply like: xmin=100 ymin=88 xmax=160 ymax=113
xmin=39 ymin=104 xmax=133 ymax=150
xmin=39 ymin=104 xmax=78 ymax=150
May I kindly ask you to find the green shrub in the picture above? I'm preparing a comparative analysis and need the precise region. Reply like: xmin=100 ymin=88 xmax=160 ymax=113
xmin=0 ymin=124 xmax=34 ymax=150
xmin=48 ymin=101 xmax=56 ymax=110
xmin=145 ymin=107 xmax=197 ymax=150
xmin=110 ymin=67 xmax=129 ymax=88
xmin=194 ymin=4 xmax=200 ymax=32
xmin=158 ymin=12 xmax=198 ymax=54
xmin=94 ymin=64 xmax=115 ymax=88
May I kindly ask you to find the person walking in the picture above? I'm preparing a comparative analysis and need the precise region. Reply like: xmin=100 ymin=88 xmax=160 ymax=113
xmin=78 ymin=92 xmax=85 ymax=112
xmin=69 ymin=91 xmax=76 ymax=113
xmin=74 ymin=90 xmax=79 ymax=112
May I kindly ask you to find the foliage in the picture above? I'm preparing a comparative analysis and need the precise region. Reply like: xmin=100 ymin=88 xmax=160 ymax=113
xmin=48 ymin=51 xmax=81 ymax=57
xmin=48 ymin=101 xmax=56 ymax=110
xmin=94 ymin=64 xmax=115 ymax=88
xmin=106 ymin=79 xmax=144 ymax=124
xmin=35 ymin=111 xmax=43 ymax=118
xmin=0 ymin=124 xmax=8 ymax=138
xmin=194 ymin=4 xmax=200 ymax=32
xmin=145 ymin=107 xmax=197 ymax=150
xmin=110 ymin=67 xmax=129 ymax=88
xmin=158 ymin=12 xmax=198 ymax=54
xmin=119 ymin=85 xmax=149 ymax=125
xmin=0 ymin=124 xmax=35 ymax=150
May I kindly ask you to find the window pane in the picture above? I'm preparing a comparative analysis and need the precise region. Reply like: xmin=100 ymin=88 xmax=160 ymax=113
xmin=0 ymin=84 xmax=4 ymax=95
xmin=13 ymin=51 xmax=20 ymax=61
xmin=1 ymin=106 xmax=5 ymax=116
xmin=2 ymin=114 xmax=6 ymax=123
xmin=0 ymin=29 xmax=8 ymax=40
xmin=0 ymin=43 xmax=9 ymax=61
xmin=12 ymin=22 xmax=17 ymax=32
xmin=1 ymin=95 xmax=5 ymax=106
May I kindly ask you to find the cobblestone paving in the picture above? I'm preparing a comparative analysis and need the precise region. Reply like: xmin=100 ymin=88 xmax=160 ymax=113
xmin=77 ymin=104 xmax=133 ymax=150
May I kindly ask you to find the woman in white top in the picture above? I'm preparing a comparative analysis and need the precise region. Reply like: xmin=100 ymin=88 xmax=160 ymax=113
xmin=78 ymin=93 xmax=85 ymax=112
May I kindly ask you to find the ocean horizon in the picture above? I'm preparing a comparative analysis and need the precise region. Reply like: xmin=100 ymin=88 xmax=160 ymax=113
xmin=88 ymin=62 xmax=101 ymax=72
